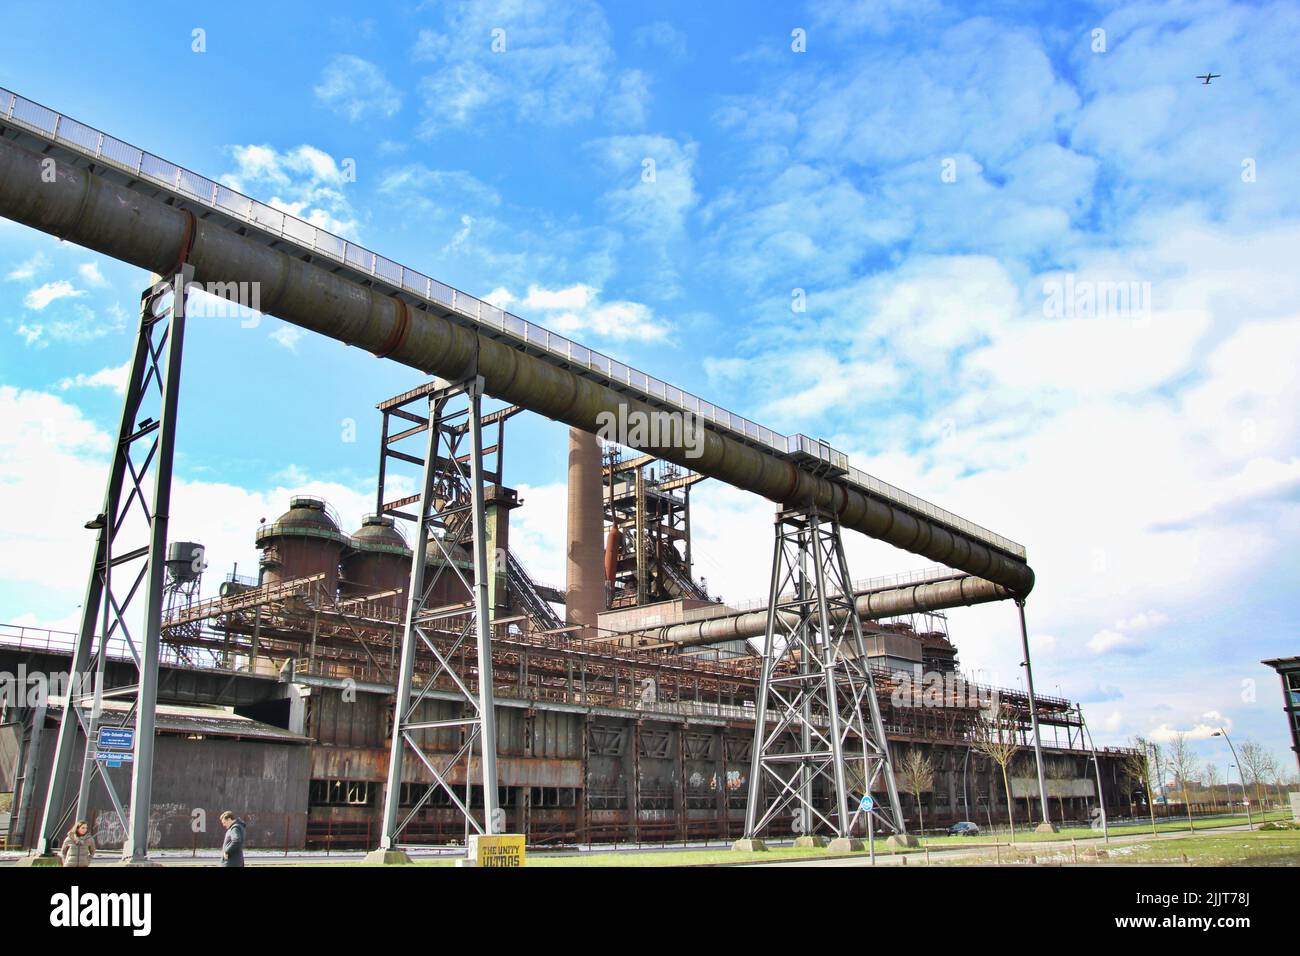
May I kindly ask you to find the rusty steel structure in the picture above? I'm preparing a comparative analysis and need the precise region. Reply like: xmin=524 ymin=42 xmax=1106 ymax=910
xmin=33 ymin=269 xmax=193 ymax=864
xmin=119 ymin=571 xmax=1116 ymax=846
xmin=0 ymin=89 xmax=1088 ymax=854
xmin=602 ymin=449 xmax=708 ymax=608
xmin=744 ymin=508 xmax=906 ymax=846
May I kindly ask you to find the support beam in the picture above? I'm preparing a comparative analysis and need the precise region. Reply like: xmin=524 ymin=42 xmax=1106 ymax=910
xmin=738 ymin=508 xmax=906 ymax=848
xmin=28 ymin=269 xmax=192 ymax=865
xmin=370 ymin=377 xmax=501 ymax=863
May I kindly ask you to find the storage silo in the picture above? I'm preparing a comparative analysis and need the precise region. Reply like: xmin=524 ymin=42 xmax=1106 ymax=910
xmin=255 ymin=496 xmax=348 ymax=596
xmin=340 ymin=515 xmax=412 ymax=611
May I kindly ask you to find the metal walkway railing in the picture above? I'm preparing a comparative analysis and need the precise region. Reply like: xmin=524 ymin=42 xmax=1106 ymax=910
xmin=505 ymin=552 xmax=564 ymax=632
xmin=0 ymin=86 xmax=1024 ymax=562
xmin=659 ymin=550 xmax=710 ymax=602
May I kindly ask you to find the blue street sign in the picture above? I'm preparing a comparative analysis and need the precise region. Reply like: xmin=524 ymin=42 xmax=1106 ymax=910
xmin=859 ymin=794 xmax=874 ymax=812
xmin=97 ymin=727 xmax=135 ymax=750
xmin=95 ymin=751 xmax=134 ymax=768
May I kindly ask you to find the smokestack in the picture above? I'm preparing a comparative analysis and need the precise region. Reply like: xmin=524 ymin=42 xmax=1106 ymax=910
xmin=566 ymin=428 xmax=605 ymax=632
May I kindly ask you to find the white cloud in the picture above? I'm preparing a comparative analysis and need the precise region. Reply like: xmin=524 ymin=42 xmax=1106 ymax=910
xmin=24 ymin=281 xmax=84 ymax=311
xmin=270 ymin=325 xmax=305 ymax=352
xmin=585 ymin=134 xmax=699 ymax=293
xmin=77 ymin=262 xmax=108 ymax=288
xmin=220 ymin=144 xmax=359 ymax=238
xmin=12 ymin=301 xmax=123 ymax=346
xmin=522 ymin=283 xmax=593 ymax=311
xmin=6 ymin=251 xmax=48 ymax=281
xmin=56 ymin=360 xmax=131 ymax=394
xmin=589 ymin=135 xmax=698 ymax=238
xmin=412 ymin=0 xmax=622 ymax=129
xmin=800 ymin=19 xmax=1079 ymax=167
xmin=483 ymin=287 xmax=515 ymax=308
xmin=809 ymin=0 xmax=945 ymax=36
xmin=314 ymin=54 xmax=402 ymax=121
xmin=507 ymin=481 xmax=568 ymax=588
xmin=1150 ymin=717 xmax=1230 ymax=744
xmin=1087 ymin=628 xmax=1147 ymax=656
xmin=605 ymin=70 xmax=652 ymax=128
xmin=633 ymin=21 xmax=687 ymax=58
xmin=0 ymin=386 xmax=383 ymax=622
xmin=495 ymin=282 xmax=669 ymax=342
xmin=378 ymin=166 xmax=501 ymax=210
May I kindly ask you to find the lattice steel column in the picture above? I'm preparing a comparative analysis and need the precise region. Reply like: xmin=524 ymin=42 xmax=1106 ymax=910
xmin=372 ymin=376 xmax=501 ymax=862
xmin=30 ymin=268 xmax=193 ymax=865
xmin=739 ymin=507 xmax=908 ymax=848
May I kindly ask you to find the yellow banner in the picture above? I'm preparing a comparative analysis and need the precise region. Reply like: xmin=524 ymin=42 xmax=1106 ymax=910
xmin=470 ymin=834 xmax=526 ymax=868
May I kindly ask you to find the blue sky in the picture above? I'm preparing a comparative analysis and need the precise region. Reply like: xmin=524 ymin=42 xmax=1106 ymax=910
xmin=1 ymin=0 xmax=1298 ymax=775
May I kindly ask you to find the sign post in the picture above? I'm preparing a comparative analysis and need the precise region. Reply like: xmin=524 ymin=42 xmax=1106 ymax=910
xmin=859 ymin=794 xmax=875 ymax=865
xmin=96 ymin=727 xmax=136 ymax=769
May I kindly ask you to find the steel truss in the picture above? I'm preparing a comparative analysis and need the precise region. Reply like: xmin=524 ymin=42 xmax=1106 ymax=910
xmin=375 ymin=376 xmax=502 ymax=851
xmin=34 ymin=268 xmax=193 ymax=863
xmin=743 ymin=507 xmax=906 ymax=841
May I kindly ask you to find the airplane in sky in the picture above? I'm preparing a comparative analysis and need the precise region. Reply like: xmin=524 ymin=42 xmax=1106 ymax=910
xmin=1197 ymin=71 xmax=1221 ymax=84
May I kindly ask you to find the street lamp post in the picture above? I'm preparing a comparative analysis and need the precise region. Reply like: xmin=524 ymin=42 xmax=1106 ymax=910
xmin=1211 ymin=729 xmax=1254 ymax=831
xmin=1016 ymin=599 xmax=1055 ymax=832
xmin=1078 ymin=706 xmax=1109 ymax=842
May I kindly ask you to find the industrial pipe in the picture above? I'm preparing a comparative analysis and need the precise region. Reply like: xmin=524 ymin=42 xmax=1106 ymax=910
xmin=646 ymin=575 xmax=1012 ymax=648
xmin=0 ymin=136 xmax=1034 ymax=595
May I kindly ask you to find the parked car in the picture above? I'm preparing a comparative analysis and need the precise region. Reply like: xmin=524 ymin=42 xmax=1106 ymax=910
xmin=947 ymin=821 xmax=980 ymax=836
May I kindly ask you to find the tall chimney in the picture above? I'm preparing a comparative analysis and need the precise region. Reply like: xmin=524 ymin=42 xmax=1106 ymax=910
xmin=565 ymin=427 xmax=605 ymax=633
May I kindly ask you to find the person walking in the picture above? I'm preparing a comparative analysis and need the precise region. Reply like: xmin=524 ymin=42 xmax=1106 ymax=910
xmin=60 ymin=821 xmax=95 ymax=868
xmin=220 ymin=811 xmax=246 ymax=867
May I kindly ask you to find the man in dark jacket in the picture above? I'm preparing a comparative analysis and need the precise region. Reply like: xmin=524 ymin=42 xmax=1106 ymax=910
xmin=220 ymin=811 xmax=246 ymax=867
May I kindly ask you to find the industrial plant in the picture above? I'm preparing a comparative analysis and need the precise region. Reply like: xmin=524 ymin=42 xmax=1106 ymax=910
xmin=2 ymin=379 xmax=1131 ymax=853
xmin=0 ymin=87 xmax=1134 ymax=861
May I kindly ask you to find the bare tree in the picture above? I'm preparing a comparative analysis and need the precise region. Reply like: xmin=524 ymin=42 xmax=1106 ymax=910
xmin=1262 ymin=751 xmax=1283 ymax=810
xmin=1046 ymin=759 xmax=1073 ymax=823
xmin=1203 ymin=761 xmax=1221 ymax=811
xmin=896 ymin=749 xmax=936 ymax=836
xmin=1166 ymin=732 xmax=1198 ymax=830
xmin=1121 ymin=736 xmax=1159 ymax=835
xmin=972 ymin=703 xmax=1021 ymax=843
xmin=1238 ymin=740 xmax=1271 ymax=809
xmin=1149 ymin=740 xmax=1167 ymax=818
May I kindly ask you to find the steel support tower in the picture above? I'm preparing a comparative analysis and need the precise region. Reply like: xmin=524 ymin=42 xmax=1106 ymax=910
xmin=31 ymin=268 xmax=193 ymax=864
xmin=373 ymin=376 xmax=502 ymax=860
xmin=741 ymin=507 xmax=907 ymax=846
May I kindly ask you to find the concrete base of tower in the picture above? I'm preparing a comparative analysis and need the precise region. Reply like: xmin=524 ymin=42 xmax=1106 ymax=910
xmin=363 ymin=848 xmax=414 ymax=865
